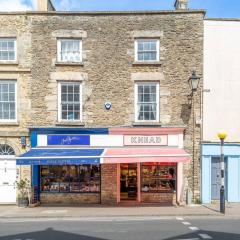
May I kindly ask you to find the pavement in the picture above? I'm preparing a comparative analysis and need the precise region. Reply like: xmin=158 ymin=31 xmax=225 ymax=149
xmin=0 ymin=203 xmax=240 ymax=219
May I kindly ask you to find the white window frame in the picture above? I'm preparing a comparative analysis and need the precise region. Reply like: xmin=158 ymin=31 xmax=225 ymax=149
xmin=134 ymin=82 xmax=159 ymax=122
xmin=134 ymin=39 xmax=160 ymax=62
xmin=57 ymin=39 xmax=82 ymax=63
xmin=0 ymin=38 xmax=17 ymax=62
xmin=58 ymin=82 xmax=82 ymax=122
xmin=0 ymin=80 xmax=17 ymax=122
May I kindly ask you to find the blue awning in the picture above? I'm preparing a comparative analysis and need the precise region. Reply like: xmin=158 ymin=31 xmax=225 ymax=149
xmin=16 ymin=148 xmax=104 ymax=165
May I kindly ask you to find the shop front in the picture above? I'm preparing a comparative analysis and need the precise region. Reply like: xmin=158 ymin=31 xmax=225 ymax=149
xmin=17 ymin=127 xmax=189 ymax=205
xmin=202 ymin=143 xmax=240 ymax=203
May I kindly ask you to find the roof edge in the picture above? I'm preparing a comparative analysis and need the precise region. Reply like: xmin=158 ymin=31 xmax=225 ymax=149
xmin=205 ymin=18 xmax=240 ymax=22
xmin=0 ymin=9 xmax=206 ymax=16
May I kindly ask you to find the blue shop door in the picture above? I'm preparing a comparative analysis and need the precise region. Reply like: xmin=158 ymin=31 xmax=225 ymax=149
xmin=211 ymin=157 xmax=227 ymax=200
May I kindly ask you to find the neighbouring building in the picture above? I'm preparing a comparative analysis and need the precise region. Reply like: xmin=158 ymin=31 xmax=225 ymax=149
xmin=0 ymin=0 xmax=204 ymax=205
xmin=202 ymin=19 xmax=240 ymax=203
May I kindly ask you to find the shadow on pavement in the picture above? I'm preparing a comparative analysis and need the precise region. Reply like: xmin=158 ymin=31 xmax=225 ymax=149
xmin=163 ymin=230 xmax=240 ymax=240
xmin=0 ymin=227 xmax=107 ymax=240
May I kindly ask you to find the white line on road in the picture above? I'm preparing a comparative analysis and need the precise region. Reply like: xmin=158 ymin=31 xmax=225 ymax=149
xmin=182 ymin=221 xmax=191 ymax=225
xmin=198 ymin=233 xmax=212 ymax=239
xmin=176 ymin=238 xmax=199 ymax=240
xmin=189 ymin=226 xmax=200 ymax=231
xmin=176 ymin=217 xmax=184 ymax=221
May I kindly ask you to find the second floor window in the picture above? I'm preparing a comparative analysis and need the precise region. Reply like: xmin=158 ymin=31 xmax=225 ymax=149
xmin=135 ymin=83 xmax=159 ymax=122
xmin=57 ymin=39 xmax=82 ymax=63
xmin=58 ymin=82 xmax=82 ymax=121
xmin=135 ymin=39 xmax=159 ymax=62
xmin=0 ymin=38 xmax=16 ymax=61
xmin=0 ymin=81 xmax=16 ymax=121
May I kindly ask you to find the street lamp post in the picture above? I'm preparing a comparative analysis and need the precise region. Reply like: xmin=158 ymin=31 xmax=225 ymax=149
xmin=188 ymin=70 xmax=200 ymax=202
xmin=217 ymin=131 xmax=227 ymax=214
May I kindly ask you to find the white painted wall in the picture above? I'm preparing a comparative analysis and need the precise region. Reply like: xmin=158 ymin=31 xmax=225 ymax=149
xmin=204 ymin=20 xmax=240 ymax=142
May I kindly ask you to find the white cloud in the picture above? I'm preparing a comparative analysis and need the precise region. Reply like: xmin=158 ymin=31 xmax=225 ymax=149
xmin=0 ymin=0 xmax=34 ymax=11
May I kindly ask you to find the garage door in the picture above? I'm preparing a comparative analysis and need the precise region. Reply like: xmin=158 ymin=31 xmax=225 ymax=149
xmin=0 ymin=159 xmax=17 ymax=204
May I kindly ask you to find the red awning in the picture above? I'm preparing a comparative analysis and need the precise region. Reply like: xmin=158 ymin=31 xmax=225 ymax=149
xmin=102 ymin=147 xmax=190 ymax=164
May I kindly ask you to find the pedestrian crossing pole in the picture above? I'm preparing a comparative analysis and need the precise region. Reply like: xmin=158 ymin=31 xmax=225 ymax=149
xmin=218 ymin=131 xmax=227 ymax=214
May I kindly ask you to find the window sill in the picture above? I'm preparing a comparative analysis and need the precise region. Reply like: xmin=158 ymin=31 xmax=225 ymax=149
xmin=0 ymin=61 xmax=18 ymax=66
xmin=55 ymin=62 xmax=84 ymax=66
xmin=132 ymin=122 xmax=161 ymax=126
xmin=0 ymin=121 xmax=19 ymax=126
xmin=55 ymin=121 xmax=85 ymax=126
xmin=132 ymin=61 xmax=163 ymax=66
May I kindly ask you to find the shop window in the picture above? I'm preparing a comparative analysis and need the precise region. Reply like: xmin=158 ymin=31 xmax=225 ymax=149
xmin=58 ymin=82 xmax=82 ymax=122
xmin=141 ymin=163 xmax=176 ymax=193
xmin=135 ymin=83 xmax=159 ymax=122
xmin=0 ymin=38 xmax=17 ymax=61
xmin=0 ymin=81 xmax=16 ymax=121
xmin=135 ymin=39 xmax=159 ymax=62
xmin=57 ymin=39 xmax=82 ymax=63
xmin=40 ymin=165 xmax=100 ymax=193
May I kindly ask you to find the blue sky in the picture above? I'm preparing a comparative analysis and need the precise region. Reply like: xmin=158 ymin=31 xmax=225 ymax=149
xmin=2 ymin=0 xmax=240 ymax=18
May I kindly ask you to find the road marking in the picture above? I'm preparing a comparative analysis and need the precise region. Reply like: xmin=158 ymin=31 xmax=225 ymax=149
xmin=176 ymin=238 xmax=199 ymax=240
xmin=182 ymin=221 xmax=191 ymax=225
xmin=176 ymin=217 xmax=184 ymax=221
xmin=198 ymin=233 xmax=212 ymax=239
xmin=189 ymin=226 xmax=199 ymax=231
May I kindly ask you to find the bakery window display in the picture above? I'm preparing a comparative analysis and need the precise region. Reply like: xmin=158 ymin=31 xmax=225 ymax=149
xmin=141 ymin=163 xmax=176 ymax=193
xmin=40 ymin=165 xmax=100 ymax=193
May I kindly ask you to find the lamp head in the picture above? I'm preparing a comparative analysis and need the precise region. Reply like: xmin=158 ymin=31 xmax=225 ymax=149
xmin=217 ymin=131 xmax=227 ymax=140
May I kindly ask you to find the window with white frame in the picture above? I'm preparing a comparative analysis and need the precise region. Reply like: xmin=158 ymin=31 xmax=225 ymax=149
xmin=0 ymin=38 xmax=16 ymax=61
xmin=58 ymin=82 xmax=82 ymax=121
xmin=57 ymin=39 xmax=82 ymax=63
xmin=0 ymin=81 xmax=16 ymax=121
xmin=135 ymin=39 xmax=159 ymax=62
xmin=135 ymin=83 xmax=159 ymax=122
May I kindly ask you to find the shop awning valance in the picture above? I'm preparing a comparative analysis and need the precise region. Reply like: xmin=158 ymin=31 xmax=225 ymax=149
xmin=102 ymin=148 xmax=190 ymax=164
xmin=16 ymin=148 xmax=104 ymax=165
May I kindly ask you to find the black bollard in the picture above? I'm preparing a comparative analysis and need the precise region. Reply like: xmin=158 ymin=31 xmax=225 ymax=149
xmin=220 ymin=185 xmax=225 ymax=214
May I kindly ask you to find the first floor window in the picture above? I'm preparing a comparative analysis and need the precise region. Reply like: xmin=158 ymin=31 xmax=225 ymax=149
xmin=58 ymin=82 xmax=82 ymax=121
xmin=135 ymin=39 xmax=159 ymax=62
xmin=135 ymin=82 xmax=159 ymax=122
xmin=40 ymin=165 xmax=101 ymax=193
xmin=141 ymin=163 xmax=176 ymax=193
xmin=0 ymin=38 xmax=16 ymax=61
xmin=57 ymin=39 xmax=82 ymax=63
xmin=0 ymin=81 xmax=16 ymax=121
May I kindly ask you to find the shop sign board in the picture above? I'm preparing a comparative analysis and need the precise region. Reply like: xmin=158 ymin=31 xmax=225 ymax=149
xmin=124 ymin=135 xmax=168 ymax=146
xmin=47 ymin=135 xmax=90 ymax=145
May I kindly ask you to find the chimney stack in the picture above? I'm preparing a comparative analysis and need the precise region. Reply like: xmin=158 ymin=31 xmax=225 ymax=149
xmin=174 ymin=0 xmax=188 ymax=10
xmin=37 ymin=0 xmax=55 ymax=11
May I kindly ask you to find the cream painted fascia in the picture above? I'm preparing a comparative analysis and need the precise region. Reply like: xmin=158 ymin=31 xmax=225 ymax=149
xmin=203 ymin=20 xmax=240 ymax=142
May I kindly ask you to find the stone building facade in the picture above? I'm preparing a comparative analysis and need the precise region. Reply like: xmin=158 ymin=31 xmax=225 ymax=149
xmin=0 ymin=0 xmax=204 ymax=205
